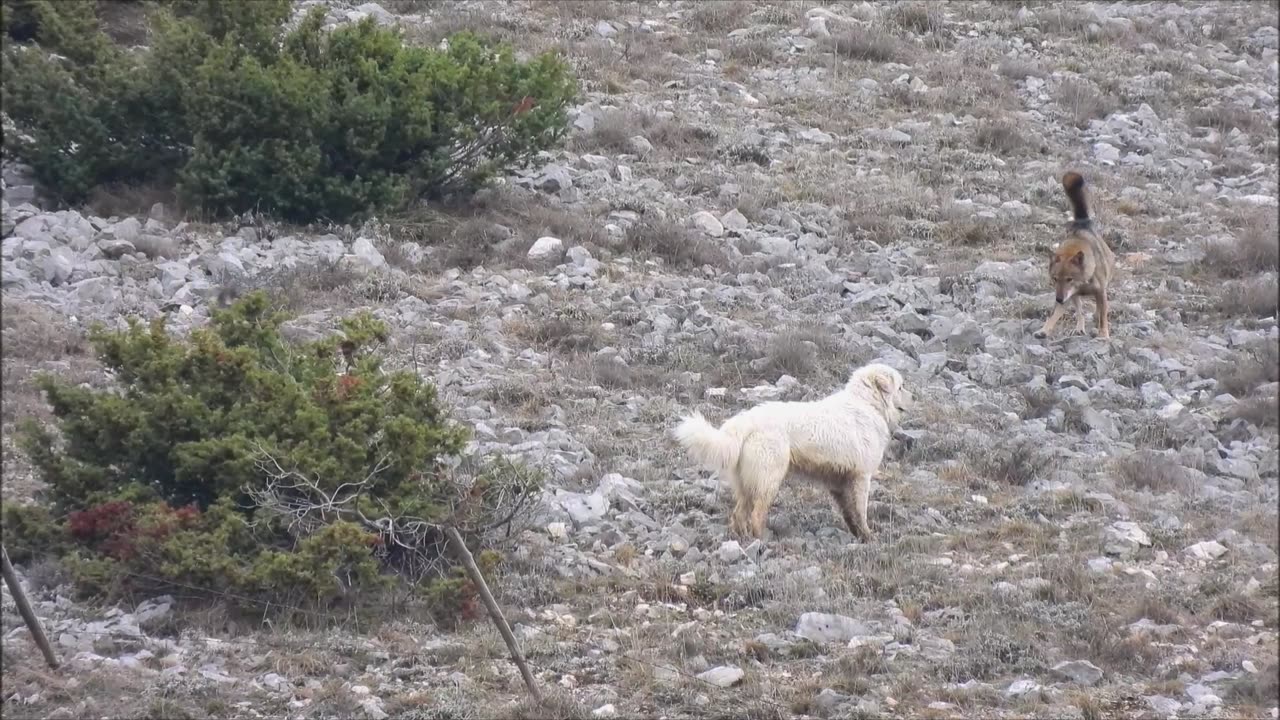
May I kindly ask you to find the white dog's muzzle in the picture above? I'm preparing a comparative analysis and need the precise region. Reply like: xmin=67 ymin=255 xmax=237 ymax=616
xmin=896 ymin=389 xmax=915 ymax=413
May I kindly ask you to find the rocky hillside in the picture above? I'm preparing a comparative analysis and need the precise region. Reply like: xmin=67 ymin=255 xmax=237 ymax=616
xmin=2 ymin=1 xmax=1278 ymax=718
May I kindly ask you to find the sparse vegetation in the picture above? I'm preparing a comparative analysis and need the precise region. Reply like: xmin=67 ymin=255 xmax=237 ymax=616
xmin=2 ymin=1 xmax=1277 ymax=718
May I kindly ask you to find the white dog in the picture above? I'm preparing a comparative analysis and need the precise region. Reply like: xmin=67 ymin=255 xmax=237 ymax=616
xmin=672 ymin=363 xmax=910 ymax=541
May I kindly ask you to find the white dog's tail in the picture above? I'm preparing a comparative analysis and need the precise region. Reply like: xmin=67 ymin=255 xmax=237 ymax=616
xmin=673 ymin=411 xmax=741 ymax=474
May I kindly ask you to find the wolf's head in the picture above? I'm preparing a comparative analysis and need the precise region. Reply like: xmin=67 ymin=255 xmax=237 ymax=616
xmin=1047 ymin=237 xmax=1097 ymax=304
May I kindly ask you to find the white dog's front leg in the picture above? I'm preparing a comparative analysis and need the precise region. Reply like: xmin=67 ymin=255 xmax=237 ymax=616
xmin=852 ymin=472 xmax=874 ymax=541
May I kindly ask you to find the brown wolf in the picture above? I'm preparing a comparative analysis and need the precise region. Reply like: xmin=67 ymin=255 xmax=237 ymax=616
xmin=1033 ymin=171 xmax=1116 ymax=339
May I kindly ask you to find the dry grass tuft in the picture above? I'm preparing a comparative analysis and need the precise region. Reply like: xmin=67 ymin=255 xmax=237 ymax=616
xmin=1217 ymin=276 xmax=1279 ymax=318
xmin=997 ymin=57 xmax=1047 ymax=80
xmin=1203 ymin=341 xmax=1280 ymax=397
xmin=573 ymin=109 xmax=719 ymax=157
xmin=1200 ymin=209 xmax=1280 ymax=278
xmin=1076 ymin=618 xmax=1163 ymax=671
xmin=1112 ymin=451 xmax=1192 ymax=493
xmin=86 ymin=182 xmax=179 ymax=220
xmin=578 ymin=355 xmax=674 ymax=391
xmin=1225 ymin=662 xmax=1280 ymax=709
xmin=507 ymin=312 xmax=603 ymax=354
xmin=1128 ymin=595 xmax=1182 ymax=626
xmin=825 ymin=25 xmax=904 ymax=64
xmin=235 ymin=258 xmax=369 ymax=313
xmin=1205 ymin=591 xmax=1266 ymax=624
xmin=974 ymin=119 xmax=1031 ymax=156
xmin=968 ymin=440 xmax=1050 ymax=487
xmin=723 ymin=36 xmax=777 ymax=65
xmin=1230 ymin=391 xmax=1280 ymax=428
xmin=938 ymin=216 xmax=1003 ymax=246
xmin=758 ymin=324 xmax=858 ymax=384
xmin=405 ymin=5 xmax=526 ymax=46
xmin=1 ymin=299 xmax=87 ymax=361
xmin=1188 ymin=105 xmax=1271 ymax=136
xmin=1055 ymin=79 xmax=1118 ymax=128
xmin=685 ymin=1 xmax=752 ymax=34
xmin=623 ymin=216 xmax=729 ymax=269
xmin=887 ymin=2 xmax=944 ymax=36
xmin=495 ymin=689 xmax=591 ymax=720
xmin=1019 ymin=386 xmax=1057 ymax=420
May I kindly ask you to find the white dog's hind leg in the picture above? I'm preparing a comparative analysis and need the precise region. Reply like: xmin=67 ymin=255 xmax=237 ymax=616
xmin=736 ymin=432 xmax=789 ymax=539
xmin=724 ymin=468 xmax=751 ymax=538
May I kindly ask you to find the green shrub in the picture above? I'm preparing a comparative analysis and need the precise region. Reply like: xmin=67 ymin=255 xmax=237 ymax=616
xmin=1 ymin=502 xmax=71 ymax=564
xmin=15 ymin=292 xmax=543 ymax=612
xmin=2 ymin=1 xmax=576 ymax=222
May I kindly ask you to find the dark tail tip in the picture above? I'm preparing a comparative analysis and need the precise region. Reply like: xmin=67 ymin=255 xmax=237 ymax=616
xmin=1061 ymin=171 xmax=1089 ymax=221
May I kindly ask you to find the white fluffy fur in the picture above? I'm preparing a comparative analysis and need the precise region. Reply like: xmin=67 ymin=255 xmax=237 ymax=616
xmin=672 ymin=363 xmax=909 ymax=541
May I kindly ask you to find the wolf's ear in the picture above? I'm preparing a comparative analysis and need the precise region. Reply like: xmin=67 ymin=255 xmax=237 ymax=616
xmin=1071 ymin=251 xmax=1085 ymax=267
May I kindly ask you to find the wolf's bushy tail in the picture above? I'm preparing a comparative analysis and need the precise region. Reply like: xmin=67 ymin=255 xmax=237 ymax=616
xmin=673 ymin=411 xmax=740 ymax=474
xmin=1062 ymin=171 xmax=1090 ymax=222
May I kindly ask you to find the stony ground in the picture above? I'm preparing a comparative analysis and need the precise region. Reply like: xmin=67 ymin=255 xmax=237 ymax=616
xmin=2 ymin=1 xmax=1278 ymax=718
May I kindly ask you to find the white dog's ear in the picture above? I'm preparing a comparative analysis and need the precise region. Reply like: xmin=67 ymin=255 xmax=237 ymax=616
xmin=866 ymin=370 xmax=896 ymax=398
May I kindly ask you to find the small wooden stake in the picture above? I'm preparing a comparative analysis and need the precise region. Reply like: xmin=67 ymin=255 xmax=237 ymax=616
xmin=444 ymin=527 xmax=540 ymax=701
xmin=1 ymin=544 xmax=59 ymax=669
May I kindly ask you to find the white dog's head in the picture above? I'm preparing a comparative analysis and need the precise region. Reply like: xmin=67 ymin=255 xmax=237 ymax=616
xmin=846 ymin=363 xmax=911 ymax=428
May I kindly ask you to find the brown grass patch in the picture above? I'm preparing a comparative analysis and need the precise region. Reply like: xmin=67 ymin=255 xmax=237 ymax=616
xmin=757 ymin=324 xmax=861 ymax=384
xmin=825 ymin=25 xmax=904 ymax=64
xmin=1205 ymin=591 xmax=1266 ymax=624
xmin=1075 ymin=616 xmax=1162 ymax=671
xmin=967 ymin=440 xmax=1050 ymax=487
xmin=1112 ymin=451 xmax=1192 ymax=493
xmin=887 ymin=2 xmax=944 ymax=37
xmin=1188 ymin=105 xmax=1272 ymax=136
xmin=997 ymin=57 xmax=1047 ymax=80
xmin=622 ymin=216 xmax=729 ymax=269
xmin=1 ymin=295 xmax=96 ymax=425
xmin=405 ymin=5 xmax=527 ymax=46
xmin=974 ymin=119 xmax=1031 ymax=155
xmin=1203 ymin=340 xmax=1279 ymax=397
xmin=576 ymin=354 xmax=675 ymax=391
xmin=938 ymin=216 xmax=1002 ymax=246
xmin=507 ymin=312 xmax=604 ymax=355
xmin=685 ymin=1 xmax=752 ymax=34
xmin=1 ymin=299 xmax=87 ymax=362
xmin=1055 ymin=79 xmax=1119 ymax=128
xmin=86 ymin=182 xmax=179 ymax=221
xmin=1127 ymin=595 xmax=1182 ymax=626
xmin=572 ymin=109 xmax=719 ymax=157
xmin=1224 ymin=662 xmax=1280 ymax=709
xmin=1201 ymin=209 xmax=1280 ymax=277
xmin=494 ymin=689 xmax=591 ymax=720
xmin=1217 ymin=276 xmax=1279 ymax=318
xmin=723 ymin=36 xmax=777 ymax=65
xmin=1230 ymin=391 xmax=1280 ymax=428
